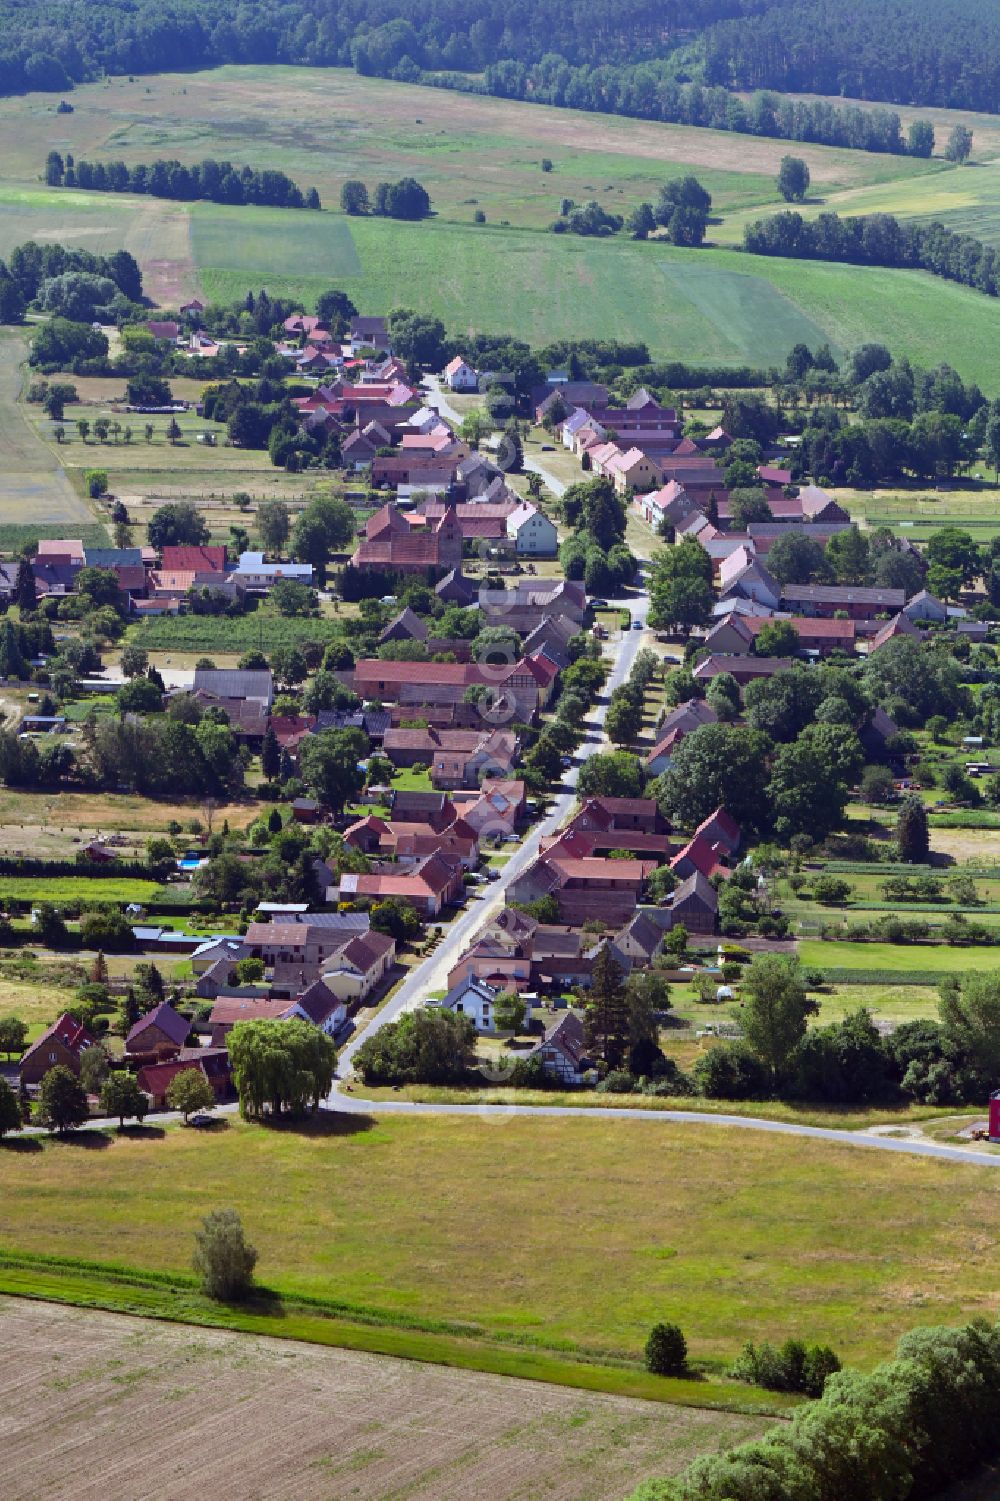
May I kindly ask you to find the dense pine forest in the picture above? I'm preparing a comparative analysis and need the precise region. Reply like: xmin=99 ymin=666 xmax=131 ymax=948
xmin=5 ymin=0 xmax=1000 ymax=115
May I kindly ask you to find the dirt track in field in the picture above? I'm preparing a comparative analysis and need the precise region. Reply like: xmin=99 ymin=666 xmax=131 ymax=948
xmin=124 ymin=200 xmax=200 ymax=307
xmin=0 ymin=1299 xmax=766 ymax=1501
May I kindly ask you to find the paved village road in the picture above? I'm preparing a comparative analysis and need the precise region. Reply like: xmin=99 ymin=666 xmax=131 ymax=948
xmin=331 ymin=589 xmax=648 ymax=1081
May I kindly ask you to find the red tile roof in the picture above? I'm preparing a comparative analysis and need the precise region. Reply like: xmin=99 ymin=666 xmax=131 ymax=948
xmin=160 ymin=545 xmax=227 ymax=573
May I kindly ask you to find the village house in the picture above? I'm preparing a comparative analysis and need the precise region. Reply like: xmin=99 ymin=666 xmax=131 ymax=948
xmin=668 ymin=871 xmax=720 ymax=934
xmin=692 ymin=654 xmax=795 ymax=687
xmin=670 ymin=834 xmax=732 ymax=882
xmin=382 ymin=726 xmax=518 ymax=788
xmin=192 ymin=666 xmax=274 ymax=709
xmin=450 ymin=779 xmax=528 ymax=840
xmin=508 ymin=851 xmax=656 ymax=926
xmin=291 ymin=978 xmax=349 ymax=1033
xmin=702 ymin=613 xmax=856 ymax=656
xmin=228 ymin=552 xmax=314 ymax=592
xmin=352 ymin=503 xmax=464 ymax=575
xmin=526 ymin=1009 xmax=590 ymax=1083
xmin=338 ymin=851 xmax=464 ymax=918
xmin=646 ymin=700 xmax=718 ymax=775
xmin=506 ymin=503 xmax=558 ymax=556
xmin=606 ymin=447 xmax=663 ymax=495
xmin=349 ymin=316 xmax=390 ymax=353
xmin=435 ymin=975 xmax=498 ymax=1032
xmin=19 ymin=1013 xmax=95 ymax=1086
xmin=138 ymin=1049 xmax=231 ymax=1108
xmin=613 ymin=910 xmax=666 ymax=969
xmin=478 ymin=579 xmax=587 ymax=633
xmin=318 ymin=931 xmax=396 ymax=1006
xmin=242 ymin=913 xmax=373 ymax=987
xmin=345 ymin=813 xmax=480 ymax=870
xmin=443 ymin=355 xmax=478 ymax=391
xmin=125 ymin=1002 xmax=191 ymax=1059
xmin=779 ymin=583 xmax=906 ymax=619
xmin=352 ymin=658 xmax=544 ymax=723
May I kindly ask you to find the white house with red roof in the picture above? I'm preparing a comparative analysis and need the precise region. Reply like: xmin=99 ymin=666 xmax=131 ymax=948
xmin=443 ymin=355 xmax=478 ymax=391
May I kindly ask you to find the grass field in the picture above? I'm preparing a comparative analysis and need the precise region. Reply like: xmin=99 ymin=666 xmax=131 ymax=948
xmin=0 ymin=875 xmax=164 ymax=905
xmin=127 ymin=611 xmax=346 ymax=652
xmin=2 ymin=70 xmax=1000 ymax=383
xmin=0 ymin=329 xmax=99 ymax=529
xmin=0 ymin=1300 xmax=768 ymax=1501
xmin=796 ymin=938 xmax=1000 ymax=975
xmin=3 ymin=1113 xmax=1000 ymax=1372
xmin=0 ymin=67 xmax=931 ymax=236
xmin=192 ymin=211 xmax=1000 ymax=384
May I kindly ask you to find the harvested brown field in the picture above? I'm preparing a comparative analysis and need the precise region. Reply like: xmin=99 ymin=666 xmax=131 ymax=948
xmin=0 ymin=1299 xmax=765 ymax=1501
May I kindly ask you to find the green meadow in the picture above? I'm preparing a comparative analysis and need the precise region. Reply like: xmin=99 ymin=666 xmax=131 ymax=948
xmin=191 ymin=207 xmax=1000 ymax=383
xmin=3 ymin=1113 xmax=1000 ymax=1376
xmin=1 ymin=67 xmax=999 ymax=380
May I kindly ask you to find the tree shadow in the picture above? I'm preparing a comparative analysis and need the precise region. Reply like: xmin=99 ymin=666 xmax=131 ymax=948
xmin=264 ymin=1109 xmax=376 ymax=1138
xmin=1 ymin=1135 xmax=41 ymax=1152
xmin=60 ymin=1129 xmax=112 ymax=1149
xmin=117 ymin=1124 xmax=166 ymax=1140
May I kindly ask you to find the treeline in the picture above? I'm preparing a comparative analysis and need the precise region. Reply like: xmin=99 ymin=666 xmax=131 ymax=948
xmin=643 ymin=1317 xmax=1000 ymax=1501
xmin=477 ymin=66 xmax=935 ymax=158
xmin=340 ymin=177 xmax=431 ymax=219
xmin=701 ymin=0 xmax=1000 ymax=114
xmin=5 ymin=0 xmax=999 ymax=122
xmin=745 ymin=210 xmax=1000 ymax=301
xmin=47 ymin=153 xmax=319 ymax=210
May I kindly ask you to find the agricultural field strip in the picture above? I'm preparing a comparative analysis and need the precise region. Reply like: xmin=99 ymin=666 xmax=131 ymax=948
xmin=0 ymin=1299 xmax=764 ymax=1501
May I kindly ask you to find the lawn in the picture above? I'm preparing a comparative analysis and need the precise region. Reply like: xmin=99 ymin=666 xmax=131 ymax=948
xmin=0 ymin=972 xmax=86 ymax=1036
xmin=3 ymin=1113 xmax=1000 ymax=1374
xmin=127 ymin=612 xmax=346 ymax=653
xmin=389 ymin=767 xmax=434 ymax=792
xmin=0 ymin=875 xmax=164 ymax=905
xmin=797 ymin=938 xmax=1000 ymax=975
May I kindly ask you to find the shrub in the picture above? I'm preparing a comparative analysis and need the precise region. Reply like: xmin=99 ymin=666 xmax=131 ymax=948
xmin=692 ymin=1044 xmax=769 ymax=1100
xmin=645 ymin=1322 xmax=687 ymax=1375
xmin=596 ymin=1069 xmax=638 ymax=1094
xmin=192 ymin=1208 xmax=257 ymax=1301
xmin=730 ymin=1337 xmax=841 ymax=1395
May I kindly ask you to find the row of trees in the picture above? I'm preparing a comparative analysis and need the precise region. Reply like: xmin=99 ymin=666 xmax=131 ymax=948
xmin=745 ymin=209 xmax=1000 ymax=303
xmin=340 ymin=177 xmax=431 ymax=219
xmin=479 ymin=61 xmax=944 ymax=156
xmin=49 ymin=153 xmax=319 ymax=209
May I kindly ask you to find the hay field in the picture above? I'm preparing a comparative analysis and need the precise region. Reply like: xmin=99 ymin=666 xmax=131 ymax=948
xmin=3 ymin=68 xmax=1000 ymax=380
xmin=0 ymin=1299 xmax=766 ymax=1501
xmin=0 ymin=66 xmax=930 ymax=232
xmin=4 ymin=1114 xmax=1000 ymax=1368
xmin=196 ymin=210 xmax=1000 ymax=385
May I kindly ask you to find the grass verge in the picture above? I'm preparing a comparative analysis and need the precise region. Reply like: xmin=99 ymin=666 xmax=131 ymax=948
xmin=0 ymin=1249 xmax=791 ymax=1415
